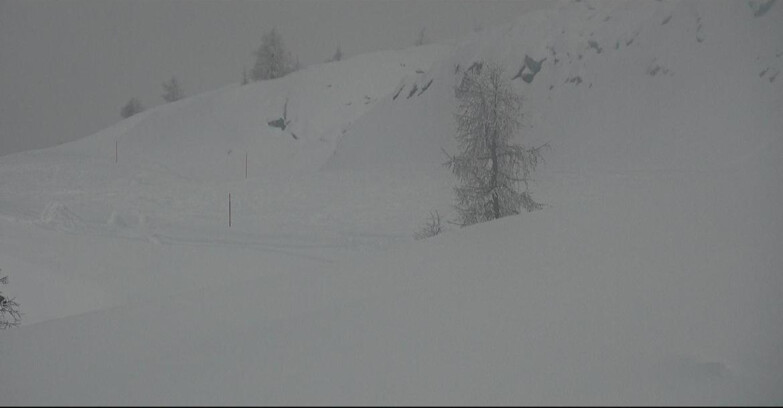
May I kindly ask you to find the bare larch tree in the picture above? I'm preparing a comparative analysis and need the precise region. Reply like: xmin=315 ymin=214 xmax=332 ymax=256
xmin=445 ymin=61 xmax=545 ymax=227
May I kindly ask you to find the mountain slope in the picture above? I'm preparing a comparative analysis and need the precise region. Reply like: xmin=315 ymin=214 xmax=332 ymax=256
xmin=0 ymin=0 xmax=781 ymax=404
xmin=0 ymin=44 xmax=452 ymax=325
xmin=48 ymin=44 xmax=452 ymax=182
xmin=326 ymin=0 xmax=782 ymax=175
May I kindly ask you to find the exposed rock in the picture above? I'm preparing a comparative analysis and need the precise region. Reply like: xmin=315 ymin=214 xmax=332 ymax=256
xmin=418 ymin=79 xmax=434 ymax=96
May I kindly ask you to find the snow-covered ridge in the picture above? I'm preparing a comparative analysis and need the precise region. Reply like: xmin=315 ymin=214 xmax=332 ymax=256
xmin=9 ymin=43 xmax=452 ymax=182
xmin=0 ymin=43 xmax=451 ymax=226
xmin=0 ymin=43 xmax=452 ymax=324
xmin=326 ymin=0 xmax=782 ymax=174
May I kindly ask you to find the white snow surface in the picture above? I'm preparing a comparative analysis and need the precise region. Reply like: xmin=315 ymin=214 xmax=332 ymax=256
xmin=1 ymin=0 xmax=781 ymax=404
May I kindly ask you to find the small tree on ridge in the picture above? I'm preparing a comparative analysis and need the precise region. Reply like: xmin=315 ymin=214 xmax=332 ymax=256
xmin=328 ymin=46 xmax=343 ymax=62
xmin=162 ymin=75 xmax=185 ymax=102
xmin=251 ymin=28 xmax=294 ymax=81
xmin=120 ymin=98 xmax=144 ymax=119
xmin=415 ymin=27 xmax=428 ymax=46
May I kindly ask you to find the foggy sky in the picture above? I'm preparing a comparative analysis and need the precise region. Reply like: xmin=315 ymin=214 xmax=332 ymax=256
xmin=0 ymin=0 xmax=550 ymax=156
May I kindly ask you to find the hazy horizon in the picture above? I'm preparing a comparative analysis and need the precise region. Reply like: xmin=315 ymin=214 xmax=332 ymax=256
xmin=0 ymin=0 xmax=550 ymax=156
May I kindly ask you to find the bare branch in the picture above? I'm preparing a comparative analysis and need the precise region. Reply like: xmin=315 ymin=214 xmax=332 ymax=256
xmin=0 ymin=272 xmax=22 ymax=329
xmin=414 ymin=210 xmax=444 ymax=240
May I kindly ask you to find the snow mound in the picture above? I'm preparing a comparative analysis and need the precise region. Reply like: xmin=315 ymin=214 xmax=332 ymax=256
xmin=38 ymin=201 xmax=83 ymax=230
xmin=106 ymin=210 xmax=128 ymax=228
xmin=1 ymin=164 xmax=781 ymax=404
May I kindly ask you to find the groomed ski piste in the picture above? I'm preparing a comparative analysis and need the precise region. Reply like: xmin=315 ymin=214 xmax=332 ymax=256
xmin=1 ymin=0 xmax=781 ymax=404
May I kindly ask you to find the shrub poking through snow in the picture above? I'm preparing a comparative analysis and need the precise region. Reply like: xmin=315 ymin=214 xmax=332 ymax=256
xmin=0 ymin=270 xmax=21 ymax=329
xmin=414 ymin=210 xmax=443 ymax=240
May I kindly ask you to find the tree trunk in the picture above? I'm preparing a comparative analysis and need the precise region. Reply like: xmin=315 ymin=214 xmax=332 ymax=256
xmin=490 ymin=133 xmax=500 ymax=219
xmin=490 ymin=85 xmax=500 ymax=220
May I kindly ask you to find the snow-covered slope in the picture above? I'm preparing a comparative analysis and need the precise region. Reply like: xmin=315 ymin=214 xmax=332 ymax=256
xmin=1 ymin=164 xmax=781 ymax=405
xmin=1 ymin=0 xmax=781 ymax=404
xmin=0 ymin=43 xmax=451 ymax=222
xmin=0 ymin=45 xmax=452 ymax=323
xmin=326 ymin=0 xmax=782 ymax=175
xmin=9 ymin=44 xmax=451 ymax=183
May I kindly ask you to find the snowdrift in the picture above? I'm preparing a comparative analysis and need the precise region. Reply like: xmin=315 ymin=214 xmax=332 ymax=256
xmin=1 ymin=164 xmax=781 ymax=404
